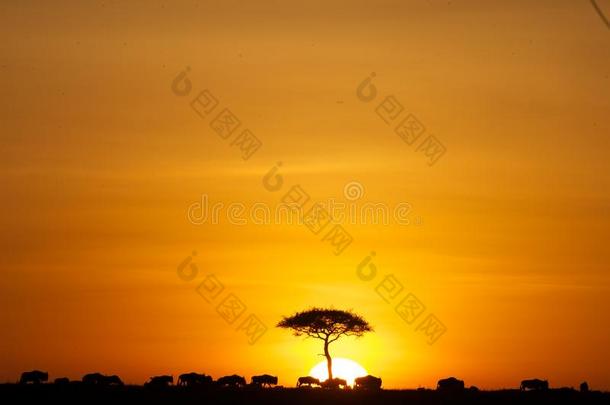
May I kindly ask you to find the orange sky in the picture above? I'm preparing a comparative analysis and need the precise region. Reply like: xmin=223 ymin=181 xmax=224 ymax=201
xmin=1 ymin=0 xmax=609 ymax=390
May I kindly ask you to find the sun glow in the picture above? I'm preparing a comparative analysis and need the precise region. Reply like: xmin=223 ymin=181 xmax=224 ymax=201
xmin=309 ymin=358 xmax=368 ymax=387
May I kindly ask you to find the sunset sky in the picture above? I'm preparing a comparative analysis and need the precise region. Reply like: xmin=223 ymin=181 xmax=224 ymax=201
xmin=1 ymin=0 xmax=609 ymax=390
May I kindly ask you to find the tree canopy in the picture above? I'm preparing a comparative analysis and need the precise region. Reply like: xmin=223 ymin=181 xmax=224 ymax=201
xmin=277 ymin=307 xmax=372 ymax=342
xmin=277 ymin=307 xmax=373 ymax=381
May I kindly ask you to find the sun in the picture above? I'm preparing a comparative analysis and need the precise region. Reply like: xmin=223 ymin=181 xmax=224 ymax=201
xmin=309 ymin=357 xmax=368 ymax=387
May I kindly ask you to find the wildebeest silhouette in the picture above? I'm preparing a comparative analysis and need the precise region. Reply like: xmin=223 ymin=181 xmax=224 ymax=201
xmin=437 ymin=377 xmax=465 ymax=392
xmin=177 ymin=372 xmax=213 ymax=386
xmin=217 ymin=374 xmax=246 ymax=387
xmin=321 ymin=378 xmax=348 ymax=389
xmin=105 ymin=375 xmax=123 ymax=385
xmin=145 ymin=375 xmax=173 ymax=387
xmin=20 ymin=370 xmax=48 ymax=384
xmin=54 ymin=377 xmax=70 ymax=385
xmin=354 ymin=375 xmax=382 ymax=389
xmin=297 ymin=376 xmax=320 ymax=387
xmin=251 ymin=374 xmax=278 ymax=387
xmin=520 ymin=379 xmax=548 ymax=391
xmin=82 ymin=373 xmax=124 ymax=386
xmin=82 ymin=373 xmax=103 ymax=385
xmin=580 ymin=382 xmax=589 ymax=392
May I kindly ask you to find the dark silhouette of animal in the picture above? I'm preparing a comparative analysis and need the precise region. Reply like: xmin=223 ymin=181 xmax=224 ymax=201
xmin=82 ymin=373 xmax=124 ymax=386
xmin=520 ymin=379 xmax=548 ymax=391
xmin=297 ymin=376 xmax=320 ymax=387
xmin=145 ymin=375 xmax=173 ymax=387
xmin=580 ymin=382 xmax=589 ymax=392
xmin=19 ymin=370 xmax=48 ymax=384
xmin=437 ymin=377 xmax=465 ymax=392
xmin=177 ymin=372 xmax=213 ymax=386
xmin=251 ymin=374 xmax=278 ymax=387
xmin=217 ymin=374 xmax=246 ymax=387
xmin=354 ymin=375 xmax=382 ymax=389
xmin=321 ymin=378 xmax=348 ymax=389
xmin=105 ymin=375 xmax=123 ymax=385
xmin=82 ymin=373 xmax=104 ymax=385
xmin=54 ymin=377 xmax=70 ymax=385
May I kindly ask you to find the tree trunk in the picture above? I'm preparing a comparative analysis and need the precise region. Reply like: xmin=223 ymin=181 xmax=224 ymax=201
xmin=324 ymin=339 xmax=333 ymax=380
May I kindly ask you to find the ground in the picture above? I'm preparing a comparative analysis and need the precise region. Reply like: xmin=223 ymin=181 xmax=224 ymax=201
xmin=2 ymin=385 xmax=609 ymax=405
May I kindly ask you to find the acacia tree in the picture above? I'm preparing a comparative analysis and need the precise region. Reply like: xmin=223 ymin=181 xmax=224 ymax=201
xmin=277 ymin=308 xmax=373 ymax=380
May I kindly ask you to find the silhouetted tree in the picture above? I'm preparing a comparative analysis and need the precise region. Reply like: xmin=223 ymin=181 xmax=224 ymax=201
xmin=277 ymin=308 xmax=372 ymax=380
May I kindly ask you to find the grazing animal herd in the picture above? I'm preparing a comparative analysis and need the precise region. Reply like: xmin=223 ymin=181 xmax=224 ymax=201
xmin=17 ymin=370 xmax=591 ymax=393
xmin=17 ymin=370 xmax=376 ymax=389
